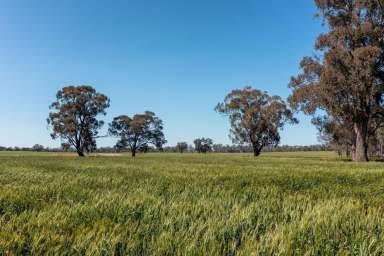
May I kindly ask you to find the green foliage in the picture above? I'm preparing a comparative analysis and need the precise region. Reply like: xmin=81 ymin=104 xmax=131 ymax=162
xmin=0 ymin=152 xmax=384 ymax=255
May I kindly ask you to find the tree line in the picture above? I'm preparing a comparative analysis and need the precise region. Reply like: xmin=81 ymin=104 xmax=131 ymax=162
xmin=0 ymin=143 xmax=331 ymax=154
xmin=46 ymin=85 xmax=297 ymax=158
xmin=40 ymin=1 xmax=384 ymax=162
xmin=166 ymin=144 xmax=330 ymax=154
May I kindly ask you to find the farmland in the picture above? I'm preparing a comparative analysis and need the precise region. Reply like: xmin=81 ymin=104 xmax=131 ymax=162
xmin=0 ymin=152 xmax=384 ymax=255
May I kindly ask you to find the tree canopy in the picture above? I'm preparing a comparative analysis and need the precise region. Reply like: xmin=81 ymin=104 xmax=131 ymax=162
xmin=193 ymin=138 xmax=213 ymax=153
xmin=109 ymin=111 xmax=166 ymax=157
xmin=216 ymin=87 xmax=297 ymax=156
xmin=47 ymin=86 xmax=110 ymax=156
xmin=176 ymin=142 xmax=188 ymax=153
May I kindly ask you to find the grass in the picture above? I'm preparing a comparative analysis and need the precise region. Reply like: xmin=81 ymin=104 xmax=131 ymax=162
xmin=0 ymin=151 xmax=384 ymax=255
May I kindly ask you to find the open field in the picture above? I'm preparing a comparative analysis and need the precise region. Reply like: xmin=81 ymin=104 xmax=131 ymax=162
xmin=1 ymin=152 xmax=384 ymax=255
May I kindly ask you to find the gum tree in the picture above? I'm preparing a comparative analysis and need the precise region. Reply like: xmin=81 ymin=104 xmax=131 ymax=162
xmin=109 ymin=111 xmax=166 ymax=157
xmin=289 ymin=0 xmax=384 ymax=161
xmin=216 ymin=87 xmax=296 ymax=157
xmin=47 ymin=85 xmax=109 ymax=157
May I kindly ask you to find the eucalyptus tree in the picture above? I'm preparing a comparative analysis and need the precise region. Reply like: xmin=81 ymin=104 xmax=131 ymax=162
xmin=109 ymin=111 xmax=166 ymax=157
xmin=216 ymin=87 xmax=296 ymax=157
xmin=289 ymin=0 xmax=384 ymax=161
xmin=47 ymin=85 xmax=109 ymax=156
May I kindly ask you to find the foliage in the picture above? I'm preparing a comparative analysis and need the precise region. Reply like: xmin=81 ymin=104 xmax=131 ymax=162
xmin=289 ymin=0 xmax=384 ymax=161
xmin=216 ymin=87 xmax=297 ymax=156
xmin=61 ymin=143 xmax=72 ymax=152
xmin=31 ymin=144 xmax=45 ymax=152
xmin=193 ymin=138 xmax=213 ymax=153
xmin=1 ymin=152 xmax=384 ymax=255
xmin=176 ymin=142 xmax=188 ymax=153
xmin=47 ymin=86 xmax=110 ymax=157
xmin=312 ymin=116 xmax=354 ymax=157
xmin=109 ymin=111 xmax=166 ymax=157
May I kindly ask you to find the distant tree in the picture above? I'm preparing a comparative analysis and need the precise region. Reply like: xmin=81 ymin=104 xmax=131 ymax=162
xmin=61 ymin=143 xmax=71 ymax=152
xmin=109 ymin=111 xmax=166 ymax=157
xmin=163 ymin=146 xmax=177 ymax=152
xmin=176 ymin=142 xmax=188 ymax=153
xmin=32 ymin=144 xmax=44 ymax=152
xmin=47 ymin=86 xmax=110 ymax=157
xmin=212 ymin=144 xmax=224 ymax=152
xmin=312 ymin=116 xmax=354 ymax=158
xmin=193 ymin=138 xmax=213 ymax=153
xmin=216 ymin=87 xmax=297 ymax=157
xmin=289 ymin=1 xmax=384 ymax=161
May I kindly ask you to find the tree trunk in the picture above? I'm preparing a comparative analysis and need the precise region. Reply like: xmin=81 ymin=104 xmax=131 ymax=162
xmin=75 ymin=141 xmax=85 ymax=157
xmin=131 ymin=149 xmax=136 ymax=157
xmin=252 ymin=145 xmax=261 ymax=157
xmin=354 ymin=122 xmax=369 ymax=162
xmin=77 ymin=150 xmax=85 ymax=157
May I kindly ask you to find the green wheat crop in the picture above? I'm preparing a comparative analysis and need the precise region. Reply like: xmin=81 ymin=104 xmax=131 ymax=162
xmin=0 ymin=152 xmax=383 ymax=255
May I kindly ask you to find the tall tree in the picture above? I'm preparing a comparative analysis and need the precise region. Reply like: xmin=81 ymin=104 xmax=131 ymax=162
xmin=216 ymin=87 xmax=296 ymax=157
xmin=176 ymin=142 xmax=188 ymax=153
xmin=109 ymin=111 xmax=166 ymax=157
xmin=47 ymin=86 xmax=109 ymax=157
xmin=289 ymin=0 xmax=384 ymax=161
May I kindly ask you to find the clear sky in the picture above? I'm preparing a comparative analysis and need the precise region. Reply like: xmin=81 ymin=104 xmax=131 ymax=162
xmin=0 ymin=0 xmax=324 ymax=148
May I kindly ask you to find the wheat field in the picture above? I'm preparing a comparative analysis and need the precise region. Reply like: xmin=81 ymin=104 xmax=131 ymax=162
xmin=0 ymin=152 xmax=384 ymax=255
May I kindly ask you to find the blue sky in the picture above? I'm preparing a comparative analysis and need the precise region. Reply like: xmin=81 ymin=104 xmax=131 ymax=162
xmin=0 ymin=0 xmax=323 ymax=148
